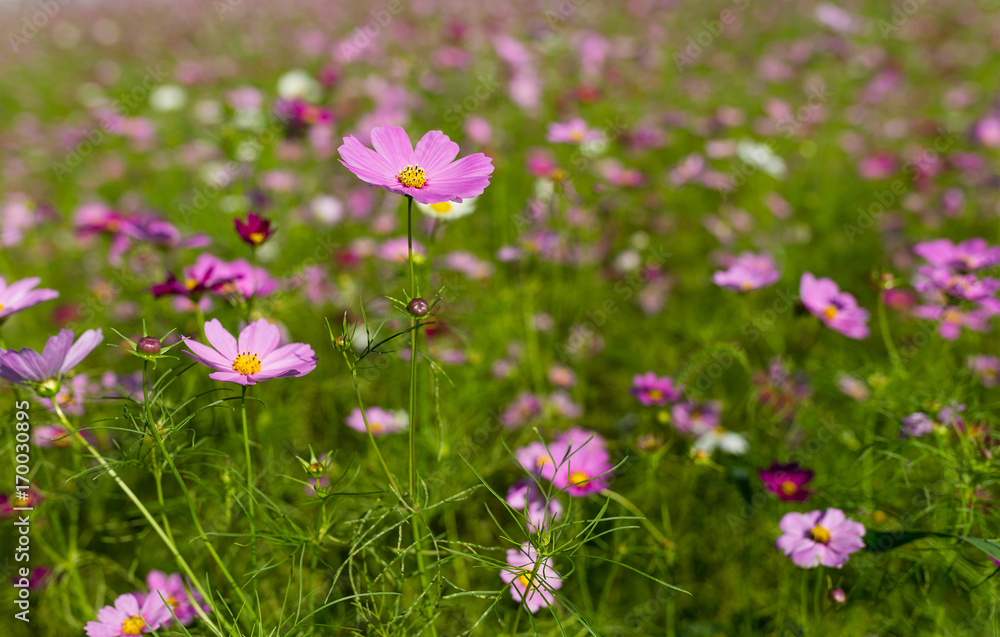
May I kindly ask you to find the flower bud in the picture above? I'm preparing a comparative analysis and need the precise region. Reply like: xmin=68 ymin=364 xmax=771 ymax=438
xmin=407 ymin=297 xmax=430 ymax=317
xmin=137 ymin=337 xmax=163 ymax=355
xmin=830 ymin=588 xmax=846 ymax=605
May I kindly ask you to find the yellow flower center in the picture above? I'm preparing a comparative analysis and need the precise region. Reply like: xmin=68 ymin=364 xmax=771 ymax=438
xmin=397 ymin=165 xmax=427 ymax=188
xmin=185 ymin=278 xmax=198 ymax=290
xmin=810 ymin=525 xmax=831 ymax=544
xmin=823 ymin=306 xmax=837 ymax=320
xmin=429 ymin=202 xmax=452 ymax=213
xmin=536 ymin=456 xmax=550 ymax=469
xmin=740 ymin=280 xmax=752 ymax=291
xmin=0 ymin=303 xmax=4 ymax=312
xmin=780 ymin=481 xmax=798 ymax=496
xmin=249 ymin=231 xmax=266 ymax=244
xmin=167 ymin=596 xmax=179 ymax=609
xmin=370 ymin=422 xmax=383 ymax=433
xmin=569 ymin=471 xmax=589 ymax=486
xmin=647 ymin=389 xmax=663 ymax=401
xmin=121 ymin=616 xmax=145 ymax=635
xmin=232 ymin=351 xmax=262 ymax=375
xmin=944 ymin=308 xmax=963 ymax=323
xmin=516 ymin=571 xmax=533 ymax=588
xmin=570 ymin=129 xmax=584 ymax=142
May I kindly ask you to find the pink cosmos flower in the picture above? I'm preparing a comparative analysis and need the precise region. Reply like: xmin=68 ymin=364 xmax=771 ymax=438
xmin=969 ymin=355 xmax=1000 ymax=388
xmin=0 ymin=276 xmax=58 ymax=320
xmin=84 ymin=592 xmax=172 ymax=636
xmin=671 ymin=400 xmax=722 ymax=436
xmin=143 ymin=570 xmax=209 ymax=626
xmin=0 ymin=328 xmax=103 ymax=387
xmin=914 ymin=238 xmax=1000 ymax=272
xmin=913 ymin=304 xmax=994 ymax=340
xmin=541 ymin=427 xmax=613 ymax=497
xmin=344 ymin=407 xmax=408 ymax=436
xmin=759 ymin=461 xmax=814 ymax=502
xmin=183 ymin=318 xmax=317 ymax=385
xmin=500 ymin=544 xmax=563 ymax=613
xmin=377 ymin=237 xmax=426 ymax=264
xmin=775 ymin=508 xmax=865 ymax=569
xmin=800 ymin=272 xmax=870 ymax=339
xmin=338 ymin=126 xmax=494 ymax=204
xmin=631 ymin=372 xmax=681 ymax=406
xmin=502 ymin=392 xmax=543 ymax=428
xmin=234 ymin=212 xmax=274 ymax=248
xmin=505 ymin=479 xmax=563 ymax=533
xmin=900 ymin=412 xmax=934 ymax=438
xmin=546 ymin=118 xmax=602 ymax=144
xmin=713 ymin=252 xmax=780 ymax=292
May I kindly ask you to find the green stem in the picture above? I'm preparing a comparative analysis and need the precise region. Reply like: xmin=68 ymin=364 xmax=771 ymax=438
xmin=602 ymin=489 xmax=674 ymax=548
xmin=407 ymin=194 xmax=418 ymax=502
xmin=812 ymin=567 xmax=823 ymax=637
xmin=241 ymin=385 xmax=259 ymax=604
xmin=344 ymin=354 xmax=404 ymax=504
xmin=878 ymin=292 xmax=905 ymax=376
xmin=50 ymin=401 xmax=227 ymax=635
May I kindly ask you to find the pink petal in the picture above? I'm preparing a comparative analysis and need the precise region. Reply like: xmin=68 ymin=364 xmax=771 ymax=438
xmin=370 ymin=126 xmax=414 ymax=170
xmin=338 ymin=136 xmax=396 ymax=186
xmin=184 ymin=339 xmax=232 ymax=370
xmin=204 ymin=319 xmax=238 ymax=359
xmin=238 ymin=319 xmax=280 ymax=356
xmin=413 ymin=130 xmax=460 ymax=172
xmin=209 ymin=370 xmax=253 ymax=384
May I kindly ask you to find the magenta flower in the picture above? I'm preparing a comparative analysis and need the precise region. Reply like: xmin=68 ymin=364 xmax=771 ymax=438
xmin=215 ymin=259 xmax=279 ymax=300
xmin=500 ymin=544 xmax=563 ymax=613
xmin=515 ymin=441 xmax=555 ymax=475
xmin=775 ymin=508 xmax=865 ymax=569
xmin=183 ymin=319 xmax=317 ymax=385
xmin=0 ymin=328 xmax=103 ymax=388
xmin=541 ymin=427 xmax=613 ymax=497
xmin=546 ymin=117 xmax=602 ymax=144
xmin=713 ymin=252 xmax=780 ymax=292
xmin=151 ymin=254 xmax=235 ymax=300
xmin=344 ymin=407 xmax=408 ymax=436
xmin=84 ymin=592 xmax=172 ymax=636
xmin=631 ymin=371 xmax=681 ymax=406
xmin=144 ymin=570 xmax=209 ymax=626
xmin=338 ymin=126 xmax=494 ymax=204
xmin=759 ymin=462 xmax=814 ymax=502
xmin=0 ymin=276 xmax=58 ymax=320
xmin=234 ymin=212 xmax=274 ymax=248
xmin=800 ymin=272 xmax=870 ymax=339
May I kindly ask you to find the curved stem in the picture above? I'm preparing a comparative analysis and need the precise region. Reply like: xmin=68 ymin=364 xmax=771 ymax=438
xmin=50 ymin=401 xmax=226 ymax=635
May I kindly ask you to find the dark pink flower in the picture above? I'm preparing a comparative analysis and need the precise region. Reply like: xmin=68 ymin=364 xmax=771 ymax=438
xmin=759 ymin=462 xmax=814 ymax=502
xmin=541 ymin=427 xmax=612 ymax=497
xmin=800 ymin=272 xmax=870 ymax=339
xmin=183 ymin=319 xmax=316 ymax=385
xmin=338 ymin=126 xmax=493 ymax=204
xmin=234 ymin=213 xmax=274 ymax=247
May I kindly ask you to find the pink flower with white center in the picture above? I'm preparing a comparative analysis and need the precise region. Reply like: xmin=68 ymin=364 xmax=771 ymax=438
xmin=84 ymin=592 xmax=172 ymax=636
xmin=344 ymin=407 xmax=408 ymax=436
xmin=800 ymin=272 xmax=870 ymax=339
xmin=713 ymin=252 xmax=781 ymax=292
xmin=0 ymin=276 xmax=58 ymax=320
xmin=546 ymin=117 xmax=603 ymax=144
xmin=183 ymin=318 xmax=317 ymax=385
xmin=775 ymin=508 xmax=866 ymax=568
xmin=500 ymin=544 xmax=563 ymax=613
xmin=337 ymin=126 xmax=494 ymax=204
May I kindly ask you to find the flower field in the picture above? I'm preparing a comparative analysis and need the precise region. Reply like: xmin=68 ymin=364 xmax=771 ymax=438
xmin=1 ymin=0 xmax=1000 ymax=635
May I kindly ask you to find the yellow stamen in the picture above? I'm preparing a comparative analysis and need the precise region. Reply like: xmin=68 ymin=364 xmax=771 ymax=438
xmin=810 ymin=525 xmax=830 ymax=544
xmin=569 ymin=129 xmax=584 ymax=142
xmin=0 ymin=303 xmax=4 ymax=312
xmin=167 ymin=596 xmax=179 ymax=610
xmin=569 ymin=471 xmax=589 ymax=486
xmin=184 ymin=278 xmax=198 ymax=290
xmin=823 ymin=306 xmax=837 ymax=320
xmin=249 ymin=231 xmax=266 ymax=244
xmin=397 ymin=165 xmax=427 ymax=188
xmin=517 ymin=571 xmax=533 ymax=588
xmin=536 ymin=456 xmax=550 ymax=469
xmin=370 ymin=422 xmax=383 ymax=433
xmin=232 ymin=351 xmax=262 ymax=375
xmin=121 ymin=616 xmax=145 ymax=635
xmin=429 ymin=202 xmax=452 ymax=213
xmin=647 ymin=389 xmax=663 ymax=401
xmin=780 ymin=481 xmax=797 ymax=496
xmin=740 ymin=281 xmax=752 ymax=291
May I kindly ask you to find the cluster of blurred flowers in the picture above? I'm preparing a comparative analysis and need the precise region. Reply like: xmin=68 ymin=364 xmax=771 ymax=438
xmin=911 ymin=238 xmax=1000 ymax=340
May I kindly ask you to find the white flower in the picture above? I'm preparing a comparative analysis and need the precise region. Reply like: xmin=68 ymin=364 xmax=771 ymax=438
xmin=736 ymin=138 xmax=787 ymax=179
xmin=414 ymin=196 xmax=477 ymax=220
xmin=277 ymin=69 xmax=320 ymax=101
xmin=149 ymin=85 xmax=187 ymax=112
xmin=694 ymin=427 xmax=749 ymax=456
